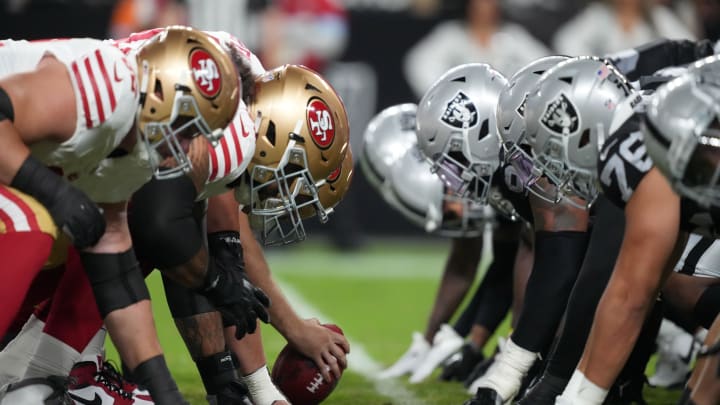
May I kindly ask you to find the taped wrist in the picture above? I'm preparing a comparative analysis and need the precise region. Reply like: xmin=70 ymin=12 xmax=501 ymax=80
xmin=80 ymin=249 xmax=150 ymax=318
xmin=162 ymin=273 xmax=216 ymax=319
xmin=241 ymin=365 xmax=287 ymax=404
xmin=196 ymin=351 xmax=239 ymax=395
xmin=11 ymin=154 xmax=70 ymax=214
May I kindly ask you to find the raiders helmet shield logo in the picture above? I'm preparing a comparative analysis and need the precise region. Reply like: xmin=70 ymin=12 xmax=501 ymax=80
xmin=516 ymin=93 xmax=529 ymax=118
xmin=307 ymin=98 xmax=335 ymax=149
xmin=190 ymin=48 xmax=222 ymax=98
xmin=540 ymin=93 xmax=579 ymax=135
xmin=441 ymin=92 xmax=478 ymax=129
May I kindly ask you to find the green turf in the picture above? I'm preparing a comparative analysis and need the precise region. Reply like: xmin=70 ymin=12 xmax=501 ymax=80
xmin=106 ymin=239 xmax=683 ymax=404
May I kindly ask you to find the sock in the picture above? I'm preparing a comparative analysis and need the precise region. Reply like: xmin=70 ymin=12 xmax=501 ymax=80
xmin=195 ymin=351 xmax=239 ymax=395
xmin=132 ymin=355 xmax=187 ymax=405
xmin=470 ymin=337 xmax=538 ymax=400
xmin=0 ymin=232 xmax=53 ymax=337
xmin=23 ymin=332 xmax=80 ymax=379
xmin=513 ymin=231 xmax=589 ymax=354
xmin=241 ymin=365 xmax=287 ymax=405
xmin=0 ymin=315 xmax=45 ymax=390
xmin=556 ymin=370 xmax=608 ymax=405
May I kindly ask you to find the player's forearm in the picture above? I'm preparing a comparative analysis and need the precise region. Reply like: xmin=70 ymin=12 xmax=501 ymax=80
xmin=578 ymin=278 xmax=653 ymax=388
xmin=238 ymin=212 xmax=304 ymax=338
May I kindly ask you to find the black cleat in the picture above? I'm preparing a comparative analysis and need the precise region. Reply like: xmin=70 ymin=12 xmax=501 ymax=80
xmin=207 ymin=380 xmax=254 ymax=405
xmin=515 ymin=374 xmax=567 ymax=405
xmin=442 ymin=343 xmax=485 ymax=382
xmin=463 ymin=387 xmax=505 ymax=405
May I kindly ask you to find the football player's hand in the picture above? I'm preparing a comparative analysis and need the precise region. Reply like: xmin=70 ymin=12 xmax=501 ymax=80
xmin=52 ymin=184 xmax=106 ymax=248
xmin=290 ymin=318 xmax=350 ymax=382
xmin=10 ymin=155 xmax=105 ymax=248
xmin=199 ymin=231 xmax=271 ymax=339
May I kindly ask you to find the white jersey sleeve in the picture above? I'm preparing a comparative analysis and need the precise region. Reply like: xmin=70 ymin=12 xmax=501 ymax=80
xmin=200 ymin=99 xmax=256 ymax=200
xmin=0 ymin=38 xmax=142 ymax=202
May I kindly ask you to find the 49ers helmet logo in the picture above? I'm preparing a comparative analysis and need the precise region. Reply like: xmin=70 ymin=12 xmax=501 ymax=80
xmin=190 ymin=48 xmax=221 ymax=98
xmin=327 ymin=166 xmax=341 ymax=183
xmin=307 ymin=98 xmax=335 ymax=149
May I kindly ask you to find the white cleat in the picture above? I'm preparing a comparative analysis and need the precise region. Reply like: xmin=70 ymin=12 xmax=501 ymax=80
xmin=409 ymin=324 xmax=464 ymax=384
xmin=648 ymin=320 xmax=697 ymax=389
xmin=377 ymin=332 xmax=430 ymax=379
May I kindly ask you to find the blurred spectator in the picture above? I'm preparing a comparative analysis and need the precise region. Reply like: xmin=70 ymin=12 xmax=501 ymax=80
xmin=685 ymin=0 xmax=720 ymax=41
xmin=553 ymin=0 xmax=695 ymax=57
xmin=185 ymin=0 xmax=269 ymax=52
xmin=403 ymin=0 xmax=549 ymax=99
xmin=259 ymin=0 xmax=348 ymax=72
xmin=109 ymin=0 xmax=187 ymax=38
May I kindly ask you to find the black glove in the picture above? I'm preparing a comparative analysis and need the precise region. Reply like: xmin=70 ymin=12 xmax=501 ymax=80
xmin=199 ymin=231 xmax=270 ymax=340
xmin=10 ymin=155 xmax=105 ymax=248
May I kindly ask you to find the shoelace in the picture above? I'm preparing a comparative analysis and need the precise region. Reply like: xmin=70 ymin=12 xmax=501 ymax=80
xmin=97 ymin=361 xmax=133 ymax=399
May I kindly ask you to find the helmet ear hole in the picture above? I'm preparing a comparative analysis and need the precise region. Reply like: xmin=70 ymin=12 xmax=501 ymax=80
xmin=154 ymin=79 xmax=164 ymax=101
xmin=478 ymin=119 xmax=489 ymax=140
xmin=266 ymin=120 xmax=277 ymax=146
xmin=579 ymin=128 xmax=591 ymax=148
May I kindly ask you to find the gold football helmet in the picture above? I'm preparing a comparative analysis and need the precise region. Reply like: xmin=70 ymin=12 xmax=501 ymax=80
xmin=236 ymin=64 xmax=350 ymax=245
xmin=135 ymin=26 xmax=240 ymax=179
xmin=299 ymin=147 xmax=354 ymax=220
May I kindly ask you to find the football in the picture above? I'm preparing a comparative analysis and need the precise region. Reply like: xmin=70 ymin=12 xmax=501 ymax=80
xmin=271 ymin=324 xmax=345 ymax=405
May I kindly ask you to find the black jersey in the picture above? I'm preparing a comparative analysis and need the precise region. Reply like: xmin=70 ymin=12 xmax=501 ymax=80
xmin=598 ymin=112 xmax=720 ymax=237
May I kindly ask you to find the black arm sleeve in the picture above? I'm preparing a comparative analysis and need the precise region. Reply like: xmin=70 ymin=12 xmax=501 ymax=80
xmin=607 ymin=38 xmax=715 ymax=82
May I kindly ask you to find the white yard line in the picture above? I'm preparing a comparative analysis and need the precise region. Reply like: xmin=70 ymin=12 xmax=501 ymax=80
xmin=277 ymin=280 xmax=428 ymax=405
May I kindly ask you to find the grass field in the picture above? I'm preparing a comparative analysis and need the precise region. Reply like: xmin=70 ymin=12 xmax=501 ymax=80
xmin=107 ymin=239 xmax=682 ymax=404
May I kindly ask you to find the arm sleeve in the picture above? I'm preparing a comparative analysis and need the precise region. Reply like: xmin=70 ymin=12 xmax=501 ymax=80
xmin=606 ymin=38 xmax=715 ymax=81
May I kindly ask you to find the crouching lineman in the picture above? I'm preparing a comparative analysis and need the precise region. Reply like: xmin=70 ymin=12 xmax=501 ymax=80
xmin=556 ymin=55 xmax=720 ymax=405
xmin=0 ymin=60 xmax=352 ymax=404
xmin=0 ymin=26 xmax=247 ymax=404
xmin=364 ymin=103 xmax=534 ymax=385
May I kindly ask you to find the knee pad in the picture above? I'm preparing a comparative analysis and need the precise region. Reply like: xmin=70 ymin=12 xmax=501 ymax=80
xmin=79 ymin=249 xmax=150 ymax=318
xmin=128 ymin=176 xmax=203 ymax=269
xmin=162 ymin=273 xmax=216 ymax=319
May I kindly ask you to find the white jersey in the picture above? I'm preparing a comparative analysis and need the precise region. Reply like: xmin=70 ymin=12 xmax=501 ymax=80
xmin=111 ymin=28 xmax=264 ymax=200
xmin=674 ymin=233 xmax=720 ymax=279
xmin=0 ymin=38 xmax=140 ymax=203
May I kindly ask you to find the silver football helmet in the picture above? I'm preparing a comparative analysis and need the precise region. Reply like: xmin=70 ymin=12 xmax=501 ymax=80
xmin=360 ymin=103 xmax=419 ymax=194
xmin=416 ymin=63 xmax=508 ymax=205
xmin=525 ymin=56 xmax=638 ymax=207
xmin=496 ymin=56 xmax=569 ymax=197
xmin=361 ymin=104 xmax=490 ymax=236
xmin=644 ymin=55 xmax=720 ymax=208
xmin=389 ymin=145 xmax=491 ymax=237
